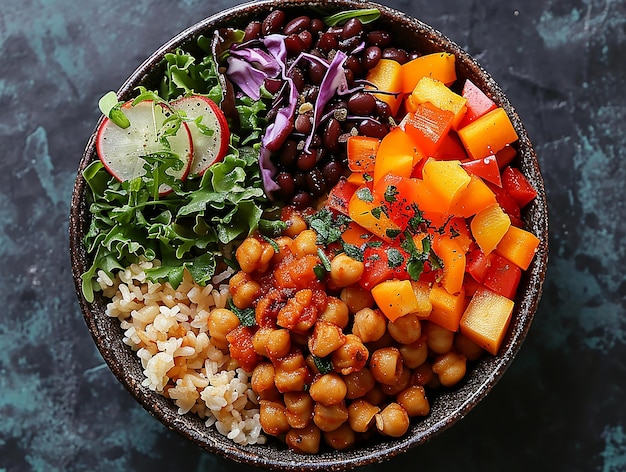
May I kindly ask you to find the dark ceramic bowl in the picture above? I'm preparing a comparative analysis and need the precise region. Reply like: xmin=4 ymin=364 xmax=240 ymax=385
xmin=69 ymin=0 xmax=548 ymax=469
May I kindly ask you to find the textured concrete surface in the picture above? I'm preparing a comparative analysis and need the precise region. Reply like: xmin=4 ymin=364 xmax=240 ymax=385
xmin=1 ymin=0 xmax=625 ymax=471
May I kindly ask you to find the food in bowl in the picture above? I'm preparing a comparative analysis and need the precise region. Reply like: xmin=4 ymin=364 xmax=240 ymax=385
xmin=77 ymin=4 xmax=543 ymax=455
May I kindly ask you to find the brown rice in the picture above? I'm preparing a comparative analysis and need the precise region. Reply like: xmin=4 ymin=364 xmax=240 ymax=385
xmin=97 ymin=259 xmax=266 ymax=446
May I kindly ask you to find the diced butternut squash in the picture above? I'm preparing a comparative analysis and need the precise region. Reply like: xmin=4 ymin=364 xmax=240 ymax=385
xmin=410 ymin=77 xmax=467 ymax=130
xmin=495 ymin=225 xmax=540 ymax=270
xmin=411 ymin=281 xmax=433 ymax=318
xmin=470 ymin=203 xmax=511 ymax=255
xmin=428 ymin=284 xmax=466 ymax=331
xmin=374 ymin=128 xmax=421 ymax=185
xmin=458 ymin=107 xmax=519 ymax=159
xmin=433 ymin=236 xmax=466 ymax=295
xmin=371 ymin=279 xmax=421 ymax=322
xmin=422 ymin=159 xmax=471 ymax=213
xmin=365 ymin=59 xmax=404 ymax=116
xmin=401 ymin=52 xmax=456 ymax=93
xmin=460 ymin=287 xmax=514 ymax=355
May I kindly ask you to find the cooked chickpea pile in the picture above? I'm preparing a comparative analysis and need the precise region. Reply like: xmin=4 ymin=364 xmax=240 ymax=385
xmin=209 ymin=208 xmax=484 ymax=453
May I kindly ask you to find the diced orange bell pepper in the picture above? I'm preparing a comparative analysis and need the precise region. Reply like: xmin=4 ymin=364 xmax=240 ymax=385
xmin=421 ymin=159 xmax=471 ymax=213
xmin=451 ymin=174 xmax=497 ymax=218
xmin=341 ymin=221 xmax=375 ymax=248
xmin=428 ymin=284 xmax=466 ymax=331
xmin=371 ymin=279 xmax=421 ymax=322
xmin=401 ymin=52 xmax=457 ymax=93
xmin=495 ymin=225 xmax=540 ymax=270
xmin=460 ymin=287 xmax=514 ymax=355
xmin=411 ymin=76 xmax=468 ymax=130
xmin=348 ymin=185 xmax=401 ymax=242
xmin=411 ymin=280 xmax=433 ymax=318
xmin=410 ymin=178 xmax=443 ymax=213
xmin=346 ymin=172 xmax=369 ymax=186
xmin=347 ymin=135 xmax=380 ymax=173
xmin=373 ymin=127 xmax=422 ymax=186
xmin=433 ymin=236 xmax=466 ymax=295
xmin=404 ymin=103 xmax=455 ymax=156
xmin=470 ymin=203 xmax=511 ymax=255
xmin=373 ymin=173 xmax=421 ymax=231
xmin=458 ymin=107 xmax=519 ymax=159
xmin=365 ymin=59 xmax=404 ymax=116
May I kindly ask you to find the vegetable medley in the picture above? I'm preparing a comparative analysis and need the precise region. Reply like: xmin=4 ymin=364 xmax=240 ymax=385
xmin=82 ymin=7 xmax=541 ymax=453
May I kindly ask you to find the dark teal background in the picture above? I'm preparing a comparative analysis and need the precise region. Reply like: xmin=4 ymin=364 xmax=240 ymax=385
xmin=1 ymin=0 xmax=625 ymax=470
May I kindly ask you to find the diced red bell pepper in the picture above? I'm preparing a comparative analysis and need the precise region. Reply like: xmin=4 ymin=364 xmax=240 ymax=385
xmin=466 ymin=248 xmax=491 ymax=283
xmin=326 ymin=178 xmax=358 ymax=216
xmin=458 ymin=79 xmax=497 ymax=129
xmin=359 ymin=243 xmax=410 ymax=290
xmin=461 ymin=155 xmax=502 ymax=187
xmin=486 ymin=182 xmax=523 ymax=227
xmin=404 ymin=102 xmax=455 ymax=156
xmin=432 ymin=132 xmax=468 ymax=161
xmin=483 ymin=253 xmax=521 ymax=299
xmin=373 ymin=173 xmax=422 ymax=231
xmin=502 ymin=166 xmax=537 ymax=208
xmin=495 ymin=145 xmax=517 ymax=169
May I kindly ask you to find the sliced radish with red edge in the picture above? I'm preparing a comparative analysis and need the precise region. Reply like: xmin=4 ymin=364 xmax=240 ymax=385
xmin=96 ymin=100 xmax=193 ymax=195
xmin=170 ymin=95 xmax=230 ymax=176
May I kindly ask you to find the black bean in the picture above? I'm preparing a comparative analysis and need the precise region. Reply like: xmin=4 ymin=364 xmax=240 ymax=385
xmin=279 ymin=140 xmax=298 ymax=167
xmin=284 ymin=15 xmax=311 ymax=35
xmin=291 ymin=191 xmax=312 ymax=209
xmin=341 ymin=18 xmax=363 ymax=39
xmin=317 ymin=31 xmax=338 ymax=51
xmin=306 ymin=168 xmax=327 ymax=196
xmin=358 ymin=119 xmax=388 ymax=139
xmin=382 ymin=47 xmax=409 ymax=64
xmin=294 ymin=172 xmax=308 ymax=189
xmin=243 ymin=21 xmax=262 ymax=41
xmin=288 ymin=66 xmax=305 ymax=92
xmin=262 ymin=10 xmax=286 ymax=35
xmin=322 ymin=160 xmax=344 ymax=187
xmin=308 ymin=61 xmax=326 ymax=85
xmin=323 ymin=118 xmax=342 ymax=152
xmin=366 ymin=30 xmax=392 ymax=47
xmin=276 ymin=172 xmax=295 ymax=200
xmin=348 ymin=92 xmax=377 ymax=115
xmin=295 ymin=114 xmax=313 ymax=134
xmin=344 ymin=69 xmax=355 ymax=86
xmin=285 ymin=34 xmax=305 ymax=56
xmin=363 ymin=46 xmax=382 ymax=69
xmin=310 ymin=18 xmax=325 ymax=33
xmin=375 ymin=99 xmax=392 ymax=121
xmin=408 ymin=51 xmax=421 ymax=61
xmin=344 ymin=56 xmax=363 ymax=76
xmin=298 ymin=30 xmax=314 ymax=50
xmin=297 ymin=149 xmax=318 ymax=170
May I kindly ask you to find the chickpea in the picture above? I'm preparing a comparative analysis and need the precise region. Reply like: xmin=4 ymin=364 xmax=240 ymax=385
xmin=318 ymin=296 xmax=350 ymax=329
xmin=258 ymin=386 xmax=282 ymax=402
xmin=348 ymin=398 xmax=380 ymax=433
xmin=293 ymin=229 xmax=319 ymax=257
xmin=424 ymin=321 xmax=455 ymax=354
xmin=399 ymin=336 xmax=429 ymax=369
xmin=411 ymin=361 xmax=435 ymax=387
xmin=286 ymin=424 xmax=321 ymax=454
xmin=387 ymin=313 xmax=422 ymax=345
xmin=329 ymin=253 xmax=365 ymax=288
xmin=396 ymin=385 xmax=430 ymax=417
xmin=272 ymin=236 xmax=294 ymax=264
xmin=313 ymin=401 xmax=349 ymax=432
xmin=207 ymin=308 xmax=240 ymax=350
xmin=352 ymin=307 xmax=387 ymax=343
xmin=235 ymin=237 xmax=274 ymax=273
xmin=252 ymin=327 xmax=272 ymax=357
xmin=369 ymin=347 xmax=403 ymax=385
xmin=432 ymin=351 xmax=467 ymax=387
xmin=251 ymin=362 xmax=276 ymax=394
xmin=309 ymin=373 xmax=347 ymax=406
xmin=283 ymin=210 xmax=308 ymax=238
xmin=308 ymin=320 xmax=346 ymax=358
xmin=365 ymin=330 xmax=396 ymax=351
xmin=380 ymin=364 xmax=412 ymax=396
xmin=259 ymin=399 xmax=291 ymax=436
xmin=364 ymin=384 xmax=387 ymax=406
xmin=229 ymin=271 xmax=261 ymax=309
xmin=340 ymin=285 xmax=375 ymax=314
xmin=454 ymin=332 xmax=484 ymax=361
xmin=266 ymin=328 xmax=292 ymax=359
xmin=274 ymin=351 xmax=310 ymax=393
xmin=331 ymin=334 xmax=369 ymax=375
xmin=344 ymin=367 xmax=376 ymax=400
xmin=284 ymin=391 xmax=314 ymax=429
xmin=375 ymin=403 xmax=410 ymax=437
xmin=323 ymin=422 xmax=357 ymax=450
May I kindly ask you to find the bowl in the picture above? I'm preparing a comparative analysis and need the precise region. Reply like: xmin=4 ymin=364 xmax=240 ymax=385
xmin=69 ymin=0 xmax=548 ymax=469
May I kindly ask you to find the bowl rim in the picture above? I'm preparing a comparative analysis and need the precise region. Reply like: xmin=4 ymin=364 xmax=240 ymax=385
xmin=69 ymin=0 xmax=549 ymax=469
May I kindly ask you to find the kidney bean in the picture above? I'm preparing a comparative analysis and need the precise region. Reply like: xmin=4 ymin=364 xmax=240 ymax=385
xmin=297 ymin=150 xmax=318 ymax=171
xmin=363 ymin=46 xmax=382 ymax=69
xmin=306 ymin=169 xmax=327 ymax=197
xmin=366 ymin=30 xmax=392 ymax=47
xmin=295 ymin=114 xmax=313 ymax=134
xmin=294 ymin=172 xmax=308 ymax=189
xmin=298 ymin=30 xmax=314 ymax=50
xmin=276 ymin=172 xmax=296 ymax=200
xmin=291 ymin=191 xmax=312 ymax=209
xmin=284 ymin=15 xmax=311 ymax=35
xmin=338 ymin=36 xmax=362 ymax=52
xmin=285 ymin=34 xmax=306 ymax=56
xmin=317 ymin=31 xmax=339 ymax=51
xmin=279 ymin=140 xmax=299 ymax=167
xmin=341 ymin=18 xmax=363 ymax=39
xmin=308 ymin=61 xmax=327 ymax=85
xmin=375 ymin=99 xmax=392 ymax=121
xmin=288 ymin=66 xmax=305 ymax=93
xmin=344 ymin=56 xmax=363 ymax=77
xmin=322 ymin=160 xmax=344 ymax=187
xmin=382 ymin=47 xmax=409 ymax=64
xmin=323 ymin=118 xmax=342 ymax=153
xmin=303 ymin=85 xmax=319 ymax=104
xmin=262 ymin=10 xmax=286 ymax=35
xmin=243 ymin=21 xmax=262 ymax=41
xmin=358 ymin=119 xmax=388 ymax=139
xmin=310 ymin=18 xmax=325 ymax=33
xmin=348 ymin=92 xmax=377 ymax=116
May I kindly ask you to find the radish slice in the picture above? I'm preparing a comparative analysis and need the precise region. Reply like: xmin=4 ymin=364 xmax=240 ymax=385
xmin=170 ymin=95 xmax=230 ymax=176
xmin=96 ymin=100 xmax=193 ymax=194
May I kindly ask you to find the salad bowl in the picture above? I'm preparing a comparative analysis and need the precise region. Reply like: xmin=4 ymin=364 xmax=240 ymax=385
xmin=69 ymin=0 xmax=548 ymax=469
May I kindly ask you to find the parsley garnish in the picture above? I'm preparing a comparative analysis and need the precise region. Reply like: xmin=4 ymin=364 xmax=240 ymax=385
xmin=228 ymin=299 xmax=257 ymax=327
xmin=356 ymin=187 xmax=374 ymax=202
xmin=307 ymin=208 xmax=351 ymax=246
xmin=312 ymin=355 xmax=334 ymax=375
xmin=342 ymin=242 xmax=364 ymax=262
xmin=387 ymin=248 xmax=404 ymax=268
xmin=384 ymin=185 xmax=399 ymax=203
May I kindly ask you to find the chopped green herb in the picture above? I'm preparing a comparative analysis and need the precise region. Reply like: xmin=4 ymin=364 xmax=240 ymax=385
xmin=312 ymin=355 xmax=334 ymax=375
xmin=386 ymin=228 xmax=401 ymax=239
xmin=342 ymin=242 xmax=364 ymax=262
xmin=387 ymin=248 xmax=404 ymax=268
xmin=356 ymin=187 xmax=374 ymax=202
xmin=323 ymin=8 xmax=381 ymax=26
xmin=384 ymin=185 xmax=399 ymax=203
xmin=229 ymin=299 xmax=257 ymax=327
